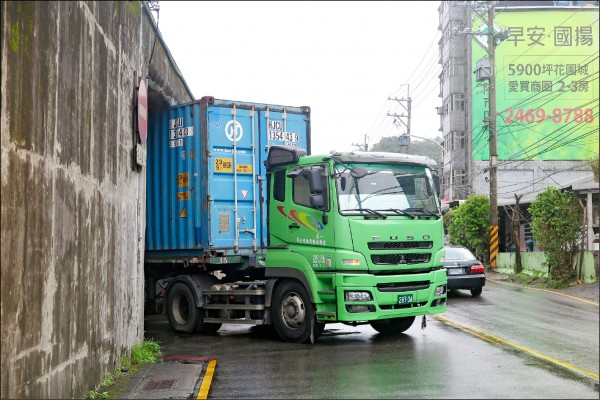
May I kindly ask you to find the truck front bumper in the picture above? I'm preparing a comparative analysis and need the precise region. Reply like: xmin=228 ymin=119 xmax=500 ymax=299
xmin=322 ymin=269 xmax=447 ymax=322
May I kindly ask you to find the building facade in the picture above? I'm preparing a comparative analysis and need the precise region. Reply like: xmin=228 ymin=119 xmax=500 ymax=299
xmin=437 ymin=0 xmax=599 ymax=250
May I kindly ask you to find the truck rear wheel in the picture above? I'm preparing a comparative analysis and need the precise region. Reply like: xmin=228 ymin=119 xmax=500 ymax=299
xmin=370 ymin=316 xmax=415 ymax=335
xmin=272 ymin=280 xmax=319 ymax=343
xmin=166 ymin=282 xmax=221 ymax=334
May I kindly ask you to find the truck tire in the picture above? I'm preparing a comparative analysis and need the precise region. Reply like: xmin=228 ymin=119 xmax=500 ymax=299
xmin=272 ymin=280 xmax=318 ymax=343
xmin=370 ymin=316 xmax=415 ymax=335
xmin=166 ymin=282 xmax=222 ymax=334
xmin=314 ymin=321 xmax=326 ymax=340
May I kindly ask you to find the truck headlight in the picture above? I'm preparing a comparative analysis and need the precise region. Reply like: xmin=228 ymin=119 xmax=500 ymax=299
xmin=344 ymin=291 xmax=372 ymax=302
xmin=435 ymin=285 xmax=446 ymax=296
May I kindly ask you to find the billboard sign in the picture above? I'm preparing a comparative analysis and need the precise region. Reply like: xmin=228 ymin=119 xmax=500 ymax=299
xmin=471 ymin=9 xmax=599 ymax=161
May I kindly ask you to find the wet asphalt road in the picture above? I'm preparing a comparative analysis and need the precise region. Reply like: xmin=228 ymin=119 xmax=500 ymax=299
xmin=144 ymin=279 xmax=599 ymax=399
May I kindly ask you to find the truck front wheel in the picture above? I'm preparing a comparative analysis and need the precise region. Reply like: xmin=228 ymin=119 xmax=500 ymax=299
xmin=272 ymin=280 xmax=321 ymax=343
xmin=166 ymin=282 xmax=221 ymax=334
xmin=370 ymin=316 xmax=415 ymax=335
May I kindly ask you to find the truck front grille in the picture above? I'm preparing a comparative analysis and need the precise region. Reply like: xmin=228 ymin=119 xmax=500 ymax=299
xmin=371 ymin=253 xmax=431 ymax=265
xmin=377 ymin=281 xmax=430 ymax=292
xmin=368 ymin=241 xmax=432 ymax=250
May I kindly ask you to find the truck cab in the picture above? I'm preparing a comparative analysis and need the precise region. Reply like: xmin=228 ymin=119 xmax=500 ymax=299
xmin=262 ymin=146 xmax=447 ymax=342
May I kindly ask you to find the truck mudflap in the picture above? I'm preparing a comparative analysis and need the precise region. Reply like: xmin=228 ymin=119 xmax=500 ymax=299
xmin=318 ymin=269 xmax=447 ymax=322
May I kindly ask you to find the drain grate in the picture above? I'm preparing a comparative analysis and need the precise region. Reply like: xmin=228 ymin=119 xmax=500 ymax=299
xmin=143 ymin=379 xmax=176 ymax=391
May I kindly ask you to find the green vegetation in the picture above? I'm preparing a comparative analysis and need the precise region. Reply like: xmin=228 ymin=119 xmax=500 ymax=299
xmin=131 ymin=339 xmax=161 ymax=364
xmin=84 ymin=390 xmax=109 ymax=399
xmin=84 ymin=339 xmax=161 ymax=399
xmin=445 ymin=195 xmax=490 ymax=262
xmin=125 ymin=0 xmax=142 ymax=18
xmin=507 ymin=271 xmax=547 ymax=287
xmin=10 ymin=23 xmax=20 ymax=54
xmin=528 ymin=186 xmax=582 ymax=284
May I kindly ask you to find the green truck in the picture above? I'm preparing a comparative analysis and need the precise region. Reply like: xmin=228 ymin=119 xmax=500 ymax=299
xmin=145 ymin=98 xmax=447 ymax=343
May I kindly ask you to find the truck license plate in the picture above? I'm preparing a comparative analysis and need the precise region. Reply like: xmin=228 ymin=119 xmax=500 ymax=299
xmin=398 ymin=294 xmax=413 ymax=305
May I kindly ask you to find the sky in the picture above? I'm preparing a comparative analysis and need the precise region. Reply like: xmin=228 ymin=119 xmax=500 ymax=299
xmin=155 ymin=1 xmax=443 ymax=155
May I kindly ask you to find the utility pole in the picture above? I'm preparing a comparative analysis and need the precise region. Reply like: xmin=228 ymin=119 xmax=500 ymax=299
xmin=352 ymin=134 xmax=368 ymax=152
xmin=487 ymin=0 xmax=499 ymax=270
xmin=460 ymin=0 xmax=505 ymax=268
xmin=388 ymin=84 xmax=412 ymax=153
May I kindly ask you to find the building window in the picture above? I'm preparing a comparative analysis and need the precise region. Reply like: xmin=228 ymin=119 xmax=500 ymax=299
xmin=452 ymin=169 xmax=465 ymax=187
xmin=451 ymin=93 xmax=465 ymax=111
xmin=452 ymin=130 xmax=465 ymax=150
xmin=450 ymin=19 xmax=465 ymax=33
xmin=450 ymin=56 xmax=464 ymax=76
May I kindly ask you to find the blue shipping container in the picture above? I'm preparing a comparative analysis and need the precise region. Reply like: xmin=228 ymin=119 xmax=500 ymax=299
xmin=145 ymin=97 xmax=311 ymax=260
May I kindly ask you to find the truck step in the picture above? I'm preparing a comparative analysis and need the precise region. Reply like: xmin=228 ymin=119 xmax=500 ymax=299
xmin=203 ymin=289 xmax=266 ymax=296
xmin=203 ymin=318 xmax=265 ymax=325
xmin=204 ymin=304 xmax=265 ymax=311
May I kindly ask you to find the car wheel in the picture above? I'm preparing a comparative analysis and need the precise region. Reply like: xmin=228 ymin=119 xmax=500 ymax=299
xmin=370 ymin=316 xmax=415 ymax=334
xmin=470 ymin=287 xmax=483 ymax=297
xmin=272 ymin=280 xmax=317 ymax=343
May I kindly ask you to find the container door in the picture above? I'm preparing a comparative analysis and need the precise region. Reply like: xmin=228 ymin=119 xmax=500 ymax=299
xmin=146 ymin=102 xmax=202 ymax=251
xmin=206 ymin=104 xmax=261 ymax=254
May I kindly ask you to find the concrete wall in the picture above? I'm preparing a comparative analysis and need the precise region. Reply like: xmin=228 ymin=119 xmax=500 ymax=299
xmin=497 ymin=251 xmax=598 ymax=283
xmin=1 ymin=1 xmax=193 ymax=398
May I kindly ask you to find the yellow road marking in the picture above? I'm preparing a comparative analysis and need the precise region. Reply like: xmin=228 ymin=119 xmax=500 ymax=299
xmin=434 ymin=315 xmax=599 ymax=380
xmin=487 ymin=278 xmax=599 ymax=306
xmin=197 ymin=359 xmax=217 ymax=399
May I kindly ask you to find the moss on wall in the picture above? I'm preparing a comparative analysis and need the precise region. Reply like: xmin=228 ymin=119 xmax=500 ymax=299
xmin=126 ymin=0 xmax=141 ymax=18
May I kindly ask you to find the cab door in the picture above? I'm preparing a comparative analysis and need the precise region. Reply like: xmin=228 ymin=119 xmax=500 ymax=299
xmin=269 ymin=164 xmax=335 ymax=271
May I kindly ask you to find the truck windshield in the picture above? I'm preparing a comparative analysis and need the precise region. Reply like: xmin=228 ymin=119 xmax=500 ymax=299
xmin=336 ymin=164 xmax=440 ymax=217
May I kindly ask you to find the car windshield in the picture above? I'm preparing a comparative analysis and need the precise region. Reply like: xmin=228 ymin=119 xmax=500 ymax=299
xmin=445 ymin=247 xmax=477 ymax=261
xmin=336 ymin=163 xmax=440 ymax=216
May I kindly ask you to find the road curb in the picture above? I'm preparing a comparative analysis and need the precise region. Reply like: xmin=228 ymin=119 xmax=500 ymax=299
xmin=486 ymin=277 xmax=599 ymax=306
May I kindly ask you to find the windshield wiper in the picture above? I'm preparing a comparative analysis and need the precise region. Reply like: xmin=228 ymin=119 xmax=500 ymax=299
xmin=383 ymin=209 xmax=415 ymax=219
xmin=342 ymin=208 xmax=387 ymax=219
xmin=402 ymin=207 xmax=440 ymax=219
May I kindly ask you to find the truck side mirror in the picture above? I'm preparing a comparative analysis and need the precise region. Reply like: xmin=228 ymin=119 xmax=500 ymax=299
xmin=310 ymin=193 xmax=325 ymax=210
xmin=340 ymin=176 xmax=347 ymax=191
xmin=350 ymin=166 xmax=368 ymax=178
xmin=306 ymin=169 xmax=324 ymax=194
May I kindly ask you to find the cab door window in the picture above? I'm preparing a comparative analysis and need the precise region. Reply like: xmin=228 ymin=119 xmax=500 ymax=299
xmin=292 ymin=166 xmax=329 ymax=211
xmin=273 ymin=169 xmax=286 ymax=202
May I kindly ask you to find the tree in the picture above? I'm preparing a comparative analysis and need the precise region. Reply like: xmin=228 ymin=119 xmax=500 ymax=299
xmin=370 ymin=136 xmax=402 ymax=153
xmin=446 ymin=195 xmax=490 ymax=262
xmin=370 ymin=136 xmax=443 ymax=168
xmin=528 ymin=186 xmax=582 ymax=283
